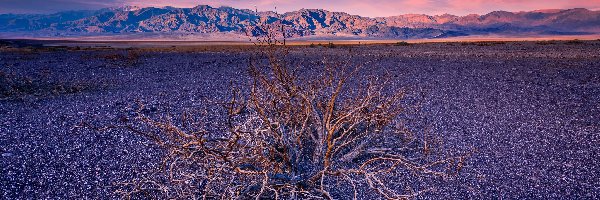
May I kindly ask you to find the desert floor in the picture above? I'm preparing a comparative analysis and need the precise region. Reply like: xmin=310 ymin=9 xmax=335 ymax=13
xmin=1 ymin=41 xmax=599 ymax=198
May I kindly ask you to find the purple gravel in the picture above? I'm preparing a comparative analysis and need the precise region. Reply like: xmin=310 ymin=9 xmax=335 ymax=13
xmin=1 ymin=42 xmax=599 ymax=199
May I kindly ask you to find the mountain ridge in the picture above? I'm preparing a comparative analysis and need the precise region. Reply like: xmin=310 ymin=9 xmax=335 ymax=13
xmin=1 ymin=5 xmax=599 ymax=39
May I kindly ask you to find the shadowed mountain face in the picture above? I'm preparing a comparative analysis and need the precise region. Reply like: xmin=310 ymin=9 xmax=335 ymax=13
xmin=0 ymin=5 xmax=599 ymax=39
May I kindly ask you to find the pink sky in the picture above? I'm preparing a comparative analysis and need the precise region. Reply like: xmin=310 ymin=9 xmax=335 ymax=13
xmin=1 ymin=0 xmax=599 ymax=16
xmin=126 ymin=0 xmax=600 ymax=16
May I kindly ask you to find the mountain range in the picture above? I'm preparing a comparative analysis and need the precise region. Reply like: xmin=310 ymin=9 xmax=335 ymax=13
xmin=1 ymin=5 xmax=599 ymax=40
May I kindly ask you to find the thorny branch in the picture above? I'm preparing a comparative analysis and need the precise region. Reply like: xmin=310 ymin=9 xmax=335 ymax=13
xmin=81 ymin=26 xmax=473 ymax=199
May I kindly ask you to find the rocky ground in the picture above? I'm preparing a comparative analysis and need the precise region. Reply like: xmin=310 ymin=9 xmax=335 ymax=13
xmin=1 ymin=41 xmax=599 ymax=199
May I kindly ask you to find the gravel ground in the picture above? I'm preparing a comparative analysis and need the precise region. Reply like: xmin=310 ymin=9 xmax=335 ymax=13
xmin=1 ymin=41 xmax=599 ymax=199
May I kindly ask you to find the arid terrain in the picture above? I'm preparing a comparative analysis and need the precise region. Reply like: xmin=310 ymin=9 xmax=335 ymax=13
xmin=1 ymin=40 xmax=599 ymax=199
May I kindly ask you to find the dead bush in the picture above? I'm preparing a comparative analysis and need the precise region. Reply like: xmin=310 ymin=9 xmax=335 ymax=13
xmin=106 ymin=27 xmax=470 ymax=199
xmin=460 ymin=41 xmax=505 ymax=46
xmin=536 ymin=40 xmax=556 ymax=45
xmin=0 ymin=69 xmax=90 ymax=100
xmin=565 ymin=39 xmax=584 ymax=45
xmin=101 ymin=50 xmax=141 ymax=67
xmin=395 ymin=41 xmax=410 ymax=46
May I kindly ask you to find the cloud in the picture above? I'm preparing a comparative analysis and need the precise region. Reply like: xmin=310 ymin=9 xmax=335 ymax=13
xmin=1 ymin=0 xmax=599 ymax=16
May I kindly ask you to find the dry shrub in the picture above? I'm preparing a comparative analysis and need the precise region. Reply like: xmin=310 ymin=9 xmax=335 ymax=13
xmin=460 ymin=41 xmax=505 ymax=46
xmin=565 ymin=39 xmax=584 ymax=45
xmin=108 ymin=27 xmax=470 ymax=199
xmin=0 ymin=69 xmax=90 ymax=100
xmin=395 ymin=41 xmax=410 ymax=46
xmin=326 ymin=42 xmax=336 ymax=48
xmin=100 ymin=50 xmax=141 ymax=67
xmin=536 ymin=40 xmax=556 ymax=45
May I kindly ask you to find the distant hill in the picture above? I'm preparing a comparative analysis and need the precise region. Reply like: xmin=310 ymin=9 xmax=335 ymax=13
xmin=1 ymin=5 xmax=599 ymax=39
